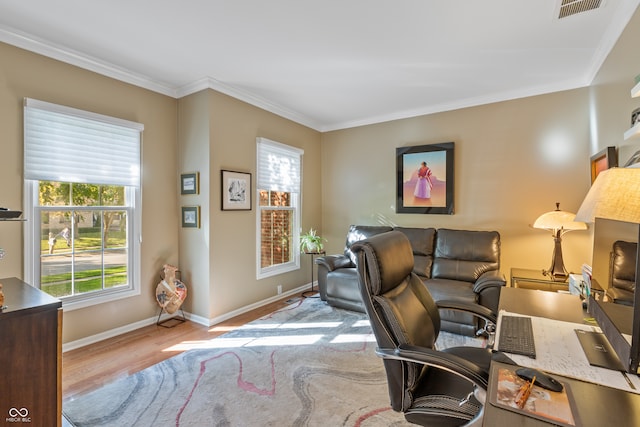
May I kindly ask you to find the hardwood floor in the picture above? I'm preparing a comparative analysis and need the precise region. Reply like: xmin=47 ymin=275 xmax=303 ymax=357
xmin=62 ymin=295 xmax=297 ymax=400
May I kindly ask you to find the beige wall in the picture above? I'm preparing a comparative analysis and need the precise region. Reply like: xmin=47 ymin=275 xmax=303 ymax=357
xmin=0 ymin=42 xmax=179 ymax=343
xmin=179 ymin=89 xmax=322 ymax=321
xmin=320 ymin=89 xmax=593 ymax=279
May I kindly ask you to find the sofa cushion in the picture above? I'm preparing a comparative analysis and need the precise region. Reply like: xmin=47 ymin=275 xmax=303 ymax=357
xmin=394 ymin=227 xmax=436 ymax=279
xmin=423 ymin=278 xmax=478 ymax=327
xmin=344 ymin=225 xmax=393 ymax=265
xmin=432 ymin=229 xmax=500 ymax=283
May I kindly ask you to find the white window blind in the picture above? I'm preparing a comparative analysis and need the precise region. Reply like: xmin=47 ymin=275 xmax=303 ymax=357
xmin=24 ymin=98 xmax=143 ymax=187
xmin=257 ymin=137 xmax=303 ymax=193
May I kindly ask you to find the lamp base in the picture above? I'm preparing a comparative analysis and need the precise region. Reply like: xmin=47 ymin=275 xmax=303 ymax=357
xmin=543 ymin=233 xmax=569 ymax=282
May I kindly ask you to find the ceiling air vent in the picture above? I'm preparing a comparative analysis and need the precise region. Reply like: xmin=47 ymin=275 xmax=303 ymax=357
xmin=558 ymin=0 xmax=603 ymax=19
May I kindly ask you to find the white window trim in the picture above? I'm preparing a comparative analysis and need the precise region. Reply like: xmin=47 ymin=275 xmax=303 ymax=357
xmin=255 ymin=195 xmax=300 ymax=280
xmin=255 ymin=137 xmax=303 ymax=279
xmin=23 ymin=181 xmax=142 ymax=311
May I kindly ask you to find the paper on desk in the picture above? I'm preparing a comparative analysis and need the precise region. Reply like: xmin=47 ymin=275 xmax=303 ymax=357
xmin=496 ymin=310 xmax=640 ymax=394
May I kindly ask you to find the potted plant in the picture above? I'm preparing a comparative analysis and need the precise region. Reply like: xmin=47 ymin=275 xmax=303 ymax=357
xmin=299 ymin=228 xmax=326 ymax=253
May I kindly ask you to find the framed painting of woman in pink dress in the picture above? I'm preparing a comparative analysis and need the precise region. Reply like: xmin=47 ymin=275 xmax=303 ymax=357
xmin=396 ymin=142 xmax=454 ymax=214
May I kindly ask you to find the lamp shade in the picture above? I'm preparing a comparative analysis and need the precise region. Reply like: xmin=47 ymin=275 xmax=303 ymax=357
xmin=574 ymin=167 xmax=640 ymax=224
xmin=533 ymin=203 xmax=587 ymax=233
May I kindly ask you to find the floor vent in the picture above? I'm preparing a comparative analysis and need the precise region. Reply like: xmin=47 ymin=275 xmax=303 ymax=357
xmin=558 ymin=0 xmax=603 ymax=19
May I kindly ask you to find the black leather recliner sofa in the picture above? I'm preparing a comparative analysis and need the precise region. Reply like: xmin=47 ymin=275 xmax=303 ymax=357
xmin=316 ymin=225 xmax=506 ymax=336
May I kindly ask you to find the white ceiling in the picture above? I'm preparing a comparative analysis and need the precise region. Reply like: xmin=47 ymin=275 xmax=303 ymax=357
xmin=1 ymin=0 xmax=639 ymax=131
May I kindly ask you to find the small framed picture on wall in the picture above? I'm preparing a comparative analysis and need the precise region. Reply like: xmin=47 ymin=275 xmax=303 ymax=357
xmin=221 ymin=170 xmax=252 ymax=211
xmin=181 ymin=206 xmax=200 ymax=228
xmin=590 ymin=147 xmax=617 ymax=184
xmin=181 ymin=172 xmax=199 ymax=195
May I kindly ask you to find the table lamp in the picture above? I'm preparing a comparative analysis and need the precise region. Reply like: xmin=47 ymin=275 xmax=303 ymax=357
xmin=533 ymin=202 xmax=587 ymax=281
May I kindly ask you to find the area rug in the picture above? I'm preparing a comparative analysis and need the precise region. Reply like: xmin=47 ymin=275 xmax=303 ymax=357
xmin=63 ymin=296 xmax=485 ymax=427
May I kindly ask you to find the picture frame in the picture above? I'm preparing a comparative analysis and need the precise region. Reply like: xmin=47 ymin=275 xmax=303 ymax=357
xmin=221 ymin=170 xmax=252 ymax=211
xmin=181 ymin=206 xmax=200 ymax=228
xmin=181 ymin=172 xmax=199 ymax=195
xmin=396 ymin=142 xmax=454 ymax=214
xmin=590 ymin=146 xmax=617 ymax=183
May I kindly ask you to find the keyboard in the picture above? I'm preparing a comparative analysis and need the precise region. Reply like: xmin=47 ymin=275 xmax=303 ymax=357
xmin=497 ymin=315 xmax=536 ymax=358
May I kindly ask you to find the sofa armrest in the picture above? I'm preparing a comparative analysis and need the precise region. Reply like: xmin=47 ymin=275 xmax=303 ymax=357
xmin=315 ymin=254 xmax=354 ymax=301
xmin=472 ymin=270 xmax=506 ymax=294
xmin=315 ymin=254 xmax=353 ymax=272
xmin=472 ymin=271 xmax=506 ymax=318
xmin=436 ymin=299 xmax=497 ymax=325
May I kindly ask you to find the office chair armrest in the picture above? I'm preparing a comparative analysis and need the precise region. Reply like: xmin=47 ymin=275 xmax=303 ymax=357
xmin=315 ymin=254 xmax=353 ymax=272
xmin=473 ymin=270 xmax=507 ymax=293
xmin=436 ymin=299 xmax=497 ymax=325
xmin=377 ymin=345 xmax=489 ymax=390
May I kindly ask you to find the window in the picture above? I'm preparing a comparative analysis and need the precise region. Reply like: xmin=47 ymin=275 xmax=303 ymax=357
xmin=23 ymin=98 xmax=143 ymax=310
xmin=256 ymin=137 xmax=303 ymax=279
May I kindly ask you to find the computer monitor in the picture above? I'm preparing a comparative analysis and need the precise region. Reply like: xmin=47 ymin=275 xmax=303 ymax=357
xmin=587 ymin=238 xmax=640 ymax=374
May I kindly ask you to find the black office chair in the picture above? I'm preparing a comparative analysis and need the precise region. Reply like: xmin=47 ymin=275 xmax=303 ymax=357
xmin=351 ymin=231 xmax=510 ymax=427
xmin=608 ymin=240 xmax=636 ymax=306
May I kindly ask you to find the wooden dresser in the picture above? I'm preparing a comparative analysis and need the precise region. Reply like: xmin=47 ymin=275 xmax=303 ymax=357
xmin=0 ymin=277 xmax=62 ymax=427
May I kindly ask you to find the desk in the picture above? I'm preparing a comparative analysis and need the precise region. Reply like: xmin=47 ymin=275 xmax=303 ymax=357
xmin=487 ymin=360 xmax=640 ymax=426
xmin=483 ymin=287 xmax=640 ymax=426
xmin=498 ymin=286 xmax=584 ymax=323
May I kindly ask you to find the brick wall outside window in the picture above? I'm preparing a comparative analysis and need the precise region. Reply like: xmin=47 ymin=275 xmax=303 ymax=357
xmin=259 ymin=190 xmax=293 ymax=268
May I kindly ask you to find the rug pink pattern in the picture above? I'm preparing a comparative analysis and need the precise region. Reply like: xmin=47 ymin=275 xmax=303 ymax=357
xmin=64 ymin=297 xmax=483 ymax=426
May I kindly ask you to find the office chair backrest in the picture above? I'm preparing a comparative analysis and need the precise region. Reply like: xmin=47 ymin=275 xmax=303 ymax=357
xmin=352 ymin=230 xmax=441 ymax=412
xmin=394 ymin=226 xmax=437 ymax=278
xmin=610 ymin=240 xmax=637 ymax=293
xmin=343 ymin=224 xmax=394 ymax=265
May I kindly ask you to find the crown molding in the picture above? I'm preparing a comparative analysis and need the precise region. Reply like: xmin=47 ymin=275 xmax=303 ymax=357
xmin=0 ymin=24 xmax=178 ymax=97
xmin=0 ymin=24 xmax=324 ymax=131
xmin=176 ymin=77 xmax=323 ymax=131
xmin=323 ymin=79 xmax=590 ymax=132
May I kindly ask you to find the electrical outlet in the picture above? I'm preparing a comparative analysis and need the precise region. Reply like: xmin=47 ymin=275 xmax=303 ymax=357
xmin=277 ymin=285 xmax=282 ymax=295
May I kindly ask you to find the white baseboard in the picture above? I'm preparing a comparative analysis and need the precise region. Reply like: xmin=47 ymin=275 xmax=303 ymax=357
xmin=205 ymin=284 xmax=309 ymax=326
xmin=62 ymin=283 xmax=313 ymax=352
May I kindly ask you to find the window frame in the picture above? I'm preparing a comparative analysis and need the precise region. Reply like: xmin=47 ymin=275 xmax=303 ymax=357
xmin=255 ymin=138 xmax=303 ymax=279
xmin=24 ymin=181 xmax=142 ymax=311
